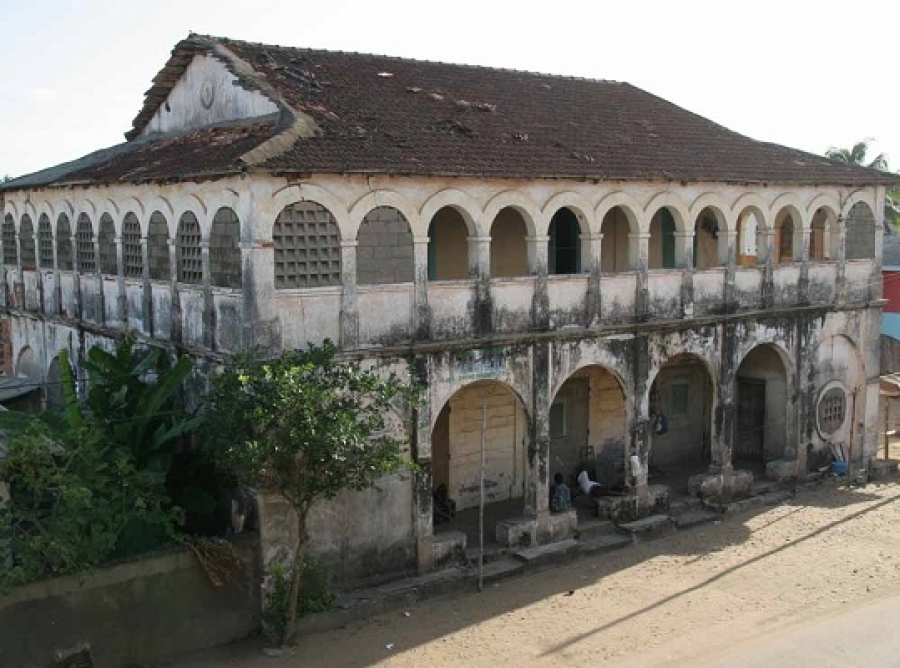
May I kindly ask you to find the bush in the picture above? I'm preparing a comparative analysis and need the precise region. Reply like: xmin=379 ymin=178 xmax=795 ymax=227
xmin=0 ymin=422 xmax=183 ymax=590
xmin=262 ymin=554 xmax=336 ymax=641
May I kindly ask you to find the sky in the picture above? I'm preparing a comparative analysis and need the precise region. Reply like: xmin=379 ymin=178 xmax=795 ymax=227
xmin=1 ymin=0 xmax=898 ymax=179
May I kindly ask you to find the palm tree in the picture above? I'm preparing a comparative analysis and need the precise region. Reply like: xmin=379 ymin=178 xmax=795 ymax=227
xmin=826 ymin=140 xmax=889 ymax=171
xmin=826 ymin=140 xmax=898 ymax=231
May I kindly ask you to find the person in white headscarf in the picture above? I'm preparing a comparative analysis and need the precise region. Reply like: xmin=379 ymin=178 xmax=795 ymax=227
xmin=577 ymin=470 xmax=602 ymax=498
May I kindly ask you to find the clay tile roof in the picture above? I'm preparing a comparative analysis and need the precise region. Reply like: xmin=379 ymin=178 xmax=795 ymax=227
xmin=5 ymin=33 xmax=900 ymax=190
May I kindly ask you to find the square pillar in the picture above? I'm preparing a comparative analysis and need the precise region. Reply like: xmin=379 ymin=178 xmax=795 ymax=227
xmin=527 ymin=235 xmax=550 ymax=330
xmin=413 ymin=236 xmax=430 ymax=340
xmin=584 ymin=233 xmax=602 ymax=326
xmin=339 ymin=240 xmax=359 ymax=349
xmin=675 ymin=231 xmax=694 ymax=317
xmin=467 ymin=235 xmax=492 ymax=336
xmin=630 ymin=233 xmax=650 ymax=320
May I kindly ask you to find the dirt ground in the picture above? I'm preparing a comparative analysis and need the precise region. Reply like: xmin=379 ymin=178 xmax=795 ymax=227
xmin=173 ymin=477 xmax=900 ymax=668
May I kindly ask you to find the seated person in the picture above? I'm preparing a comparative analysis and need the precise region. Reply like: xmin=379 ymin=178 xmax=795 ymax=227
xmin=577 ymin=470 xmax=603 ymax=498
xmin=550 ymin=472 xmax=572 ymax=513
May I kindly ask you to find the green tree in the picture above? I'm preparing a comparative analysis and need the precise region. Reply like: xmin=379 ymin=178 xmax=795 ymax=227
xmin=201 ymin=340 xmax=416 ymax=645
xmin=826 ymin=140 xmax=899 ymax=229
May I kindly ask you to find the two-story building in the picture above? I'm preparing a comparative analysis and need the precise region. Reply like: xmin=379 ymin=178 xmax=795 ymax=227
xmin=1 ymin=34 xmax=895 ymax=585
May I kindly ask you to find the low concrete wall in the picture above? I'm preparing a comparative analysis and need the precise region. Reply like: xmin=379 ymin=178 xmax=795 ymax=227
xmin=0 ymin=535 xmax=260 ymax=667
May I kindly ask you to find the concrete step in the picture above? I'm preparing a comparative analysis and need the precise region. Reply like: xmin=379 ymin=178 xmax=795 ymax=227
xmin=513 ymin=538 xmax=580 ymax=566
xmin=479 ymin=556 xmax=525 ymax=584
xmin=579 ymin=533 xmax=631 ymax=555
xmin=576 ymin=519 xmax=617 ymax=541
xmin=618 ymin=514 xmax=675 ymax=543
xmin=673 ymin=509 xmax=721 ymax=530
xmin=668 ymin=497 xmax=703 ymax=517
xmin=465 ymin=545 xmax=508 ymax=565
xmin=723 ymin=490 xmax=792 ymax=515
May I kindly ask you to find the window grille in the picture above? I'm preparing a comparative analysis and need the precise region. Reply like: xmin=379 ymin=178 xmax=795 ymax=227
xmin=19 ymin=215 xmax=36 ymax=270
xmin=818 ymin=387 xmax=846 ymax=436
xmin=147 ymin=212 xmax=170 ymax=281
xmin=3 ymin=215 xmax=17 ymax=267
xmin=274 ymin=202 xmax=341 ymax=289
xmin=98 ymin=214 xmax=117 ymax=275
xmin=123 ymin=213 xmax=143 ymax=278
xmin=38 ymin=215 xmax=54 ymax=269
xmin=177 ymin=212 xmax=203 ymax=283
xmin=210 ymin=208 xmax=241 ymax=288
xmin=76 ymin=214 xmax=96 ymax=273
xmin=56 ymin=214 xmax=73 ymax=271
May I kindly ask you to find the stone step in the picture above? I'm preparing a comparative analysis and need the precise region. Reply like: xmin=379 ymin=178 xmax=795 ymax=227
xmin=579 ymin=533 xmax=631 ymax=555
xmin=478 ymin=556 xmax=525 ymax=584
xmin=723 ymin=490 xmax=792 ymax=515
xmin=618 ymin=514 xmax=675 ymax=543
xmin=465 ymin=545 xmax=507 ymax=566
xmin=673 ymin=509 xmax=721 ymax=530
xmin=513 ymin=538 xmax=580 ymax=566
xmin=576 ymin=519 xmax=617 ymax=541
xmin=668 ymin=497 xmax=703 ymax=517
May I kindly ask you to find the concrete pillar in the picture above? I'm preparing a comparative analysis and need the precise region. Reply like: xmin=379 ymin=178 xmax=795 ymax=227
xmin=835 ymin=215 xmax=847 ymax=305
xmin=712 ymin=323 xmax=736 ymax=484
xmin=51 ymin=224 xmax=62 ymax=318
xmin=584 ymin=234 xmax=602 ymax=326
xmin=759 ymin=229 xmax=775 ymax=308
xmin=115 ymin=235 xmax=127 ymax=326
xmin=527 ymin=341 xmax=551 ymax=540
xmin=12 ymin=229 xmax=24 ymax=310
xmin=201 ymin=241 xmax=214 ymax=350
xmin=92 ymin=234 xmax=104 ymax=325
xmin=141 ymin=236 xmax=153 ymax=337
xmin=468 ymin=235 xmax=492 ymax=336
xmin=412 ymin=358 xmax=434 ymax=573
xmin=798 ymin=225 xmax=811 ymax=305
xmin=676 ymin=232 xmax=694 ymax=317
xmin=412 ymin=236 xmax=430 ymax=340
xmin=723 ymin=229 xmax=738 ymax=312
xmin=630 ymin=233 xmax=650 ymax=321
xmin=631 ymin=334 xmax=651 ymax=510
xmin=339 ymin=240 xmax=359 ymax=349
xmin=528 ymin=235 xmax=550 ymax=330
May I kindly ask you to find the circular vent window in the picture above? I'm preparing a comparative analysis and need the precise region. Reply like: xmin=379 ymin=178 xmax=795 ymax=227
xmin=817 ymin=386 xmax=847 ymax=436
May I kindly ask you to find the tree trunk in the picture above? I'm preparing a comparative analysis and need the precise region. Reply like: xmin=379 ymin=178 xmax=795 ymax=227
xmin=281 ymin=509 xmax=308 ymax=646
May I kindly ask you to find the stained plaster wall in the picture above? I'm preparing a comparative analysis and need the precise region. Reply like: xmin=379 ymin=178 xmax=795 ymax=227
xmin=141 ymin=54 xmax=278 ymax=137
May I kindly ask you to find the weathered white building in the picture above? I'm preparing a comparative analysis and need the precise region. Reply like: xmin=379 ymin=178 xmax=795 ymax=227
xmin=2 ymin=34 xmax=896 ymax=585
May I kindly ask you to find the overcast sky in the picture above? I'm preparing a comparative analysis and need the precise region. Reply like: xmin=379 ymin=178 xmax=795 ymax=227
xmin=1 ymin=0 xmax=898 ymax=179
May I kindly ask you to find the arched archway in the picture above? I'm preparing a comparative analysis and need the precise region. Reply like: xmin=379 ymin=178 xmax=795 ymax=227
xmin=490 ymin=207 xmax=528 ymax=279
xmin=38 ymin=215 xmax=54 ymax=269
xmin=357 ymin=206 xmax=413 ymax=285
xmin=550 ymin=366 xmax=628 ymax=496
xmin=736 ymin=209 xmax=763 ymax=265
xmin=548 ymin=208 xmax=582 ymax=275
xmin=209 ymin=207 xmax=242 ymax=288
xmin=2 ymin=214 xmax=16 ymax=267
xmin=774 ymin=209 xmax=799 ymax=263
xmin=845 ymin=201 xmax=876 ymax=260
xmin=735 ymin=344 xmax=790 ymax=471
xmin=147 ymin=212 xmax=170 ymax=281
xmin=98 ymin=214 xmax=116 ymax=276
xmin=427 ymin=207 xmax=469 ymax=281
xmin=810 ymin=207 xmax=838 ymax=261
xmin=56 ymin=214 xmax=73 ymax=271
xmin=15 ymin=346 xmax=38 ymax=380
xmin=599 ymin=206 xmax=633 ymax=273
xmin=648 ymin=208 xmax=678 ymax=270
xmin=20 ymin=215 xmax=36 ymax=270
xmin=431 ymin=380 xmax=528 ymax=543
xmin=693 ymin=207 xmax=723 ymax=269
xmin=648 ymin=353 xmax=714 ymax=492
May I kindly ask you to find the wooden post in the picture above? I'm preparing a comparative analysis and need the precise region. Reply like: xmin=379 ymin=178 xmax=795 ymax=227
xmin=478 ymin=392 xmax=486 ymax=592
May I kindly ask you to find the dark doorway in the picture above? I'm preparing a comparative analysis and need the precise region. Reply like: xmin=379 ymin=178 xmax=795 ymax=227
xmin=432 ymin=403 xmax=451 ymax=491
xmin=549 ymin=208 xmax=581 ymax=275
xmin=736 ymin=379 xmax=765 ymax=461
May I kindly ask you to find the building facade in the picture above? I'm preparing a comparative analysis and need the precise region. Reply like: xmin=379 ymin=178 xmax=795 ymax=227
xmin=1 ymin=35 xmax=894 ymax=584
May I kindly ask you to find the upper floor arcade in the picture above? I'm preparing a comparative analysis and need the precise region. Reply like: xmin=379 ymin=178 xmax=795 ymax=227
xmin=0 ymin=175 xmax=885 ymax=353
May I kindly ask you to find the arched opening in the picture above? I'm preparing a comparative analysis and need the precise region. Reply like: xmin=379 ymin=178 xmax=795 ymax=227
xmin=550 ymin=366 xmax=628 ymax=518
xmin=357 ymin=206 xmax=413 ymax=285
xmin=3 ymin=215 xmax=17 ymax=267
xmin=735 ymin=344 xmax=789 ymax=473
xmin=98 ymin=214 xmax=117 ymax=276
xmin=15 ymin=346 xmax=38 ymax=380
xmin=19 ymin=215 xmax=36 ymax=270
xmin=427 ymin=207 xmax=469 ymax=281
xmin=693 ymin=207 xmax=722 ymax=269
xmin=599 ymin=206 xmax=632 ymax=273
xmin=490 ymin=207 xmax=528 ymax=279
xmin=147 ymin=212 xmax=170 ymax=281
xmin=38 ymin=215 xmax=53 ymax=269
xmin=649 ymin=353 xmax=714 ymax=493
xmin=431 ymin=380 xmax=528 ymax=545
xmin=56 ymin=214 xmax=73 ymax=271
xmin=176 ymin=212 xmax=203 ymax=284
xmin=273 ymin=201 xmax=342 ymax=289
xmin=209 ymin=207 xmax=242 ymax=288
xmin=45 ymin=355 xmax=66 ymax=411
xmin=648 ymin=208 xmax=677 ymax=270
xmin=548 ymin=208 xmax=582 ymax=275
xmin=737 ymin=209 xmax=762 ymax=265
xmin=845 ymin=201 xmax=876 ymax=260
xmin=809 ymin=207 xmax=837 ymax=261
xmin=774 ymin=209 xmax=798 ymax=263
xmin=76 ymin=214 xmax=95 ymax=273
xmin=122 ymin=213 xmax=143 ymax=279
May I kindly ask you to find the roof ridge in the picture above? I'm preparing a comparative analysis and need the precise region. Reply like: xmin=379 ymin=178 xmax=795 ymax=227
xmin=192 ymin=33 xmax=625 ymax=86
